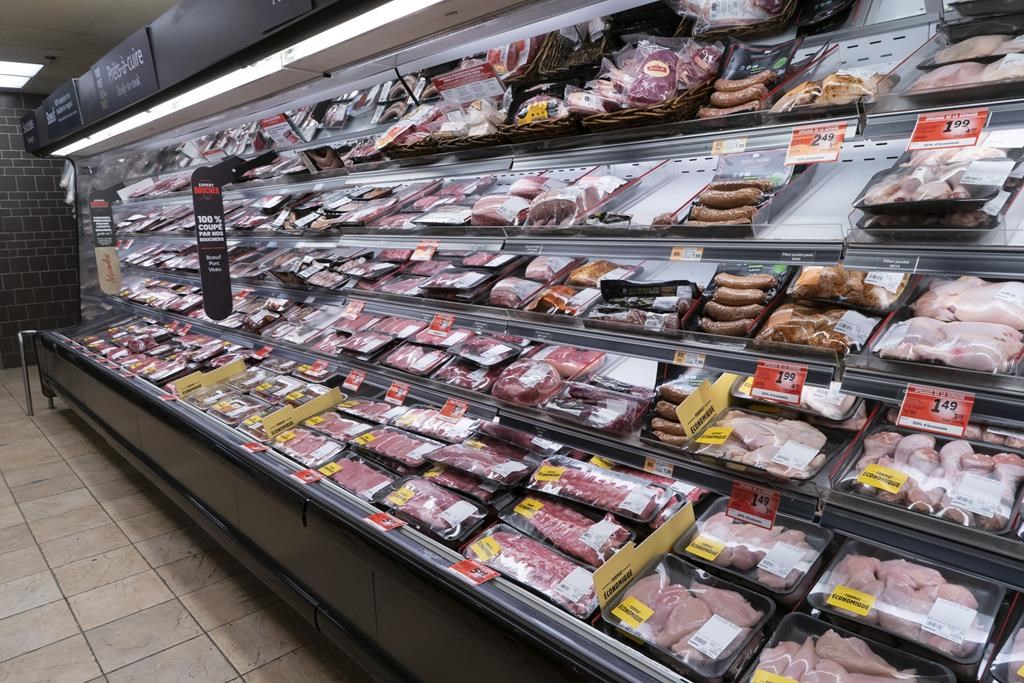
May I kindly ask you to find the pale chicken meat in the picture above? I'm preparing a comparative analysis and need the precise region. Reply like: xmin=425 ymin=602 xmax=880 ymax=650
xmin=982 ymin=55 xmax=1024 ymax=82
xmin=913 ymin=276 xmax=1024 ymax=329
xmin=755 ymin=629 xmax=917 ymax=681
xmin=875 ymin=317 xmax=1024 ymax=373
xmin=909 ymin=62 xmax=987 ymax=92
xmin=692 ymin=410 xmax=829 ymax=479
xmin=933 ymin=35 xmax=1010 ymax=65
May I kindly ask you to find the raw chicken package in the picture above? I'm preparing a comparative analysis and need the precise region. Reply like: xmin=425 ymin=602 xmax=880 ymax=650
xmin=375 ymin=477 xmax=487 ymax=543
xmin=790 ymin=266 xmax=912 ymax=313
xmin=541 ymin=382 xmax=650 ymax=435
xmin=466 ymin=524 xmax=599 ymax=618
xmin=526 ymin=455 xmax=668 ymax=522
xmin=674 ymin=498 xmax=832 ymax=604
xmin=499 ymin=493 xmax=633 ymax=567
xmin=743 ymin=613 xmax=955 ymax=683
xmin=756 ymin=302 xmax=882 ymax=355
xmin=325 ymin=454 xmax=396 ymax=501
xmin=685 ymin=408 xmax=840 ymax=481
xmin=834 ymin=423 xmax=1024 ymax=533
xmin=492 ymin=359 xmax=565 ymax=406
xmin=602 ymin=553 xmax=774 ymax=681
xmin=873 ymin=317 xmax=1024 ymax=374
xmin=424 ymin=442 xmax=532 ymax=485
xmin=272 ymin=429 xmax=345 ymax=468
xmin=390 ymin=407 xmax=481 ymax=444
xmin=990 ymin=612 xmax=1024 ymax=683
xmin=731 ymin=375 xmax=863 ymax=424
xmin=808 ymin=540 xmax=1003 ymax=664
xmin=912 ymin=275 xmax=1024 ymax=329
xmin=351 ymin=426 xmax=442 ymax=469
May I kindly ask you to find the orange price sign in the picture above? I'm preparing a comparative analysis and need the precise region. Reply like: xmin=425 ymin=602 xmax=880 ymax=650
xmin=897 ymin=384 xmax=974 ymax=437
xmin=428 ymin=313 xmax=455 ymax=336
xmin=447 ymin=559 xmax=500 ymax=585
xmin=343 ymin=369 xmax=366 ymax=392
xmin=291 ymin=469 xmax=323 ymax=484
xmin=727 ymin=481 xmax=780 ymax=530
xmin=750 ymin=360 xmax=807 ymax=405
xmin=411 ymin=240 xmax=440 ymax=261
xmin=365 ymin=512 xmax=406 ymax=531
xmin=908 ymin=108 xmax=988 ymax=150
xmin=785 ymin=122 xmax=847 ymax=165
xmin=384 ymin=381 xmax=410 ymax=405
xmin=439 ymin=398 xmax=469 ymax=422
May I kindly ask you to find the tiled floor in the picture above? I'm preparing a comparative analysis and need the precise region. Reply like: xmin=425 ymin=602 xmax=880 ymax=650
xmin=0 ymin=367 xmax=373 ymax=683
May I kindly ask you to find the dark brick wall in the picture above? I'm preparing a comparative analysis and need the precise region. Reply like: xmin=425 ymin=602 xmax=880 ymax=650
xmin=0 ymin=92 xmax=79 ymax=369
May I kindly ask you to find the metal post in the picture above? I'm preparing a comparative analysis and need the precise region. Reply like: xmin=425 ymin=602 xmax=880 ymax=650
xmin=17 ymin=330 xmax=36 ymax=417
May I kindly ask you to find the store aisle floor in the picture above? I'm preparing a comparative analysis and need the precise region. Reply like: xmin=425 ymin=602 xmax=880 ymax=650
xmin=0 ymin=367 xmax=373 ymax=683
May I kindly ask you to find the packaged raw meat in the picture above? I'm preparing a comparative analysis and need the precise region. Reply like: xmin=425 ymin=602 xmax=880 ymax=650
xmin=470 ymin=195 xmax=530 ymax=226
xmin=380 ymin=343 xmax=451 ymax=376
xmin=747 ymin=613 xmax=955 ymax=683
xmin=452 ymin=335 xmax=522 ymax=367
xmin=207 ymin=394 xmax=271 ymax=426
xmin=756 ymin=302 xmax=881 ymax=354
xmin=273 ymin=428 xmax=344 ymax=468
xmin=339 ymin=331 xmax=396 ymax=357
xmin=182 ymin=385 xmax=242 ymax=411
xmin=466 ymin=524 xmax=598 ymax=618
xmin=731 ymin=375 xmax=862 ymax=423
xmin=370 ymin=317 xmax=428 ymax=339
xmin=403 ymin=260 xmax=453 ymax=277
xmin=489 ymin=277 xmax=544 ymax=309
xmin=675 ymin=498 xmax=831 ymax=603
xmin=499 ymin=494 xmax=631 ymax=567
xmin=873 ymin=317 xmax=1024 ymax=374
xmin=697 ymin=265 xmax=788 ymax=337
xmin=333 ymin=313 xmax=383 ymax=335
xmin=509 ymin=176 xmax=566 ymax=200
xmin=425 ymin=443 xmax=531 ymax=485
xmin=477 ymin=422 xmax=563 ymax=456
xmin=302 ymin=412 xmax=373 ymax=441
xmin=526 ymin=185 xmax=603 ymax=227
xmin=808 ymin=540 xmax=1003 ymax=663
xmin=991 ymin=612 xmax=1024 ymax=683
xmin=336 ymin=399 xmax=407 ymax=424
xmin=854 ymin=163 xmax=1002 ymax=213
xmin=527 ymin=455 xmax=667 ymax=522
xmin=376 ymin=477 xmax=487 ymax=542
xmin=411 ymin=205 xmax=474 ymax=226
xmin=390 ymin=407 xmax=480 ymax=444
xmin=542 ymin=383 xmax=649 ymax=435
xmin=566 ymin=260 xmax=638 ymax=287
xmin=423 ymin=464 xmax=499 ymax=503
xmin=912 ymin=276 xmax=1024 ymax=329
xmin=791 ymin=266 xmax=911 ymax=313
xmin=524 ymin=255 xmax=577 ymax=281
xmin=377 ymin=248 xmax=414 ymax=262
xmin=411 ymin=326 xmax=474 ymax=349
xmin=625 ymin=42 xmax=679 ymax=106
xmin=602 ymin=554 xmax=773 ymax=680
xmin=530 ymin=345 xmax=605 ymax=379
xmin=339 ymin=261 xmax=401 ymax=280
xmin=492 ymin=359 xmax=564 ymax=406
xmin=430 ymin=360 xmax=503 ymax=392
xmin=524 ymin=285 xmax=601 ymax=316
xmin=325 ymin=455 xmax=395 ymax=501
xmin=374 ymin=275 xmax=428 ymax=297
xmin=834 ymin=424 xmax=1024 ymax=532
xmin=353 ymin=427 xmax=442 ymax=468
xmin=770 ymin=69 xmax=887 ymax=112
xmin=292 ymin=361 xmax=333 ymax=383
xmin=224 ymin=367 xmax=275 ymax=393
xmin=336 ymin=198 xmax=399 ymax=225
xmin=687 ymin=408 xmax=837 ymax=480
xmin=437 ymin=176 xmax=496 ymax=196
xmin=421 ymin=269 xmax=492 ymax=292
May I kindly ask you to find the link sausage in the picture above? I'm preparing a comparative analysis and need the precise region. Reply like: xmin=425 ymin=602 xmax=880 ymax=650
xmin=708 ymin=179 xmax=774 ymax=192
xmin=712 ymin=286 xmax=769 ymax=306
xmin=691 ymin=205 xmax=756 ymax=222
xmin=713 ymin=273 xmax=778 ymax=290
xmin=705 ymin=301 xmax=765 ymax=321
xmin=697 ymin=101 xmax=761 ymax=118
xmin=655 ymin=400 xmax=681 ymax=419
xmin=699 ymin=317 xmax=752 ymax=336
xmin=654 ymin=430 xmax=688 ymax=446
xmin=713 ymin=70 xmax=776 ymax=92
xmin=709 ymin=84 xmax=768 ymax=108
xmin=698 ymin=187 xmax=763 ymax=209
xmin=651 ymin=418 xmax=687 ymax=436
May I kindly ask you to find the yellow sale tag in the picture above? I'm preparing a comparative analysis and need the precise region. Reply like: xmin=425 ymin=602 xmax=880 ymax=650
xmin=386 ymin=486 xmax=415 ymax=507
xmin=243 ymin=415 xmax=263 ymax=426
xmin=514 ymin=498 xmax=545 ymax=518
xmin=275 ymin=431 xmax=295 ymax=443
xmin=212 ymin=401 xmax=233 ymax=412
xmin=354 ymin=433 xmax=376 ymax=446
xmin=534 ymin=466 xmax=565 ymax=482
xmin=318 ymin=462 xmax=342 ymax=476
xmin=827 ymin=584 xmax=876 ymax=617
xmin=285 ymin=391 xmax=304 ymax=401
xmin=470 ymin=536 xmax=502 ymax=561
xmin=857 ymin=464 xmax=908 ymax=494
xmin=306 ymin=415 xmax=324 ymax=425
xmin=423 ymin=466 xmax=444 ymax=478
xmin=753 ymin=670 xmax=799 ymax=683
xmin=739 ymin=376 xmax=753 ymax=395
xmin=685 ymin=535 xmax=725 ymax=561
xmin=612 ymin=597 xmax=654 ymax=629
xmin=338 ymin=400 xmax=357 ymax=408
xmin=590 ymin=456 xmax=615 ymax=469
xmin=696 ymin=426 xmax=734 ymax=445
xmin=1017 ymin=664 xmax=1024 ymax=679
xmin=297 ymin=364 xmax=310 ymax=373
xmin=255 ymin=382 xmax=272 ymax=391
xmin=464 ymin=439 xmax=486 ymax=449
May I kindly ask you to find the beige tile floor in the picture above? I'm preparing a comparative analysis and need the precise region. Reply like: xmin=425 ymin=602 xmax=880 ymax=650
xmin=0 ymin=367 xmax=374 ymax=683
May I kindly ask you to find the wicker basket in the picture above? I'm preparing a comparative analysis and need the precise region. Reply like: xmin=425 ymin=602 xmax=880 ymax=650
xmin=383 ymin=137 xmax=440 ymax=159
xmin=581 ymin=80 xmax=714 ymax=133
xmin=498 ymin=116 xmax=582 ymax=144
xmin=434 ymin=130 xmax=508 ymax=152
xmin=693 ymin=0 xmax=798 ymax=41
xmin=535 ymin=32 xmax=609 ymax=79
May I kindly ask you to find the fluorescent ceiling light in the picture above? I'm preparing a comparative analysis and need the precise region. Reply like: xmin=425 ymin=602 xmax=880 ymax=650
xmin=0 ymin=75 xmax=31 ymax=89
xmin=0 ymin=60 xmax=43 ymax=77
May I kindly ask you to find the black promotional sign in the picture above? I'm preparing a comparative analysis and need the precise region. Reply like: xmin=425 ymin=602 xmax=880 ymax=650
xmin=90 ymin=184 xmax=125 ymax=295
xmin=41 ymin=80 xmax=83 ymax=140
xmin=20 ymin=112 xmax=39 ymax=152
xmin=90 ymin=197 xmax=115 ymax=248
xmin=78 ymin=28 xmax=159 ymax=125
xmin=260 ymin=0 xmax=313 ymax=31
xmin=191 ymin=166 xmax=233 ymax=320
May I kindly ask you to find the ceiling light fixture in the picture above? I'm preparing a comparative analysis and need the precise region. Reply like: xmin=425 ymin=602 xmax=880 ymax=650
xmin=0 ymin=60 xmax=43 ymax=90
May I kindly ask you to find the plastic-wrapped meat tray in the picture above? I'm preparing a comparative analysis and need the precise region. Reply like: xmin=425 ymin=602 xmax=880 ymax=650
xmin=207 ymin=394 xmax=271 ymax=426
xmin=375 ymin=476 xmax=487 ymax=543
xmin=425 ymin=443 xmax=532 ymax=485
xmin=302 ymin=412 xmax=373 ymax=440
xmin=452 ymin=336 xmax=522 ymax=367
xmin=325 ymin=455 xmax=396 ymax=501
xmin=390 ymin=407 xmax=480 ymax=444
xmin=352 ymin=427 xmax=442 ymax=468
xmin=336 ymin=399 xmax=407 ymax=424
xmin=273 ymin=428 xmax=345 ymax=468
xmin=431 ymin=359 xmax=503 ymax=391
xmin=380 ymin=343 xmax=451 ymax=376
xmin=526 ymin=455 xmax=667 ymax=522
xmin=250 ymin=374 xmax=306 ymax=404
xmin=422 ymin=464 xmax=500 ymax=503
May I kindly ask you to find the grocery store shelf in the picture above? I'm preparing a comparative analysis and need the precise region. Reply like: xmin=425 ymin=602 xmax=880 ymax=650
xmin=844 ymin=243 xmax=1024 ymax=280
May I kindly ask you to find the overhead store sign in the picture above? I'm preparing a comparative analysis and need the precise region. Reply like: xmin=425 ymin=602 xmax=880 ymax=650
xmin=77 ymin=28 xmax=159 ymax=125
xmin=20 ymin=112 xmax=39 ymax=152
xmin=260 ymin=0 xmax=313 ymax=31
xmin=40 ymin=80 xmax=83 ymax=139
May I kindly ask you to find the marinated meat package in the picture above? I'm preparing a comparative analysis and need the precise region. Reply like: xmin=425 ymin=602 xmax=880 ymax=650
xmin=492 ymin=359 xmax=564 ymax=406
xmin=756 ymin=302 xmax=881 ymax=354
xmin=791 ymin=266 xmax=911 ymax=313
xmin=542 ymin=383 xmax=649 ymax=435
xmin=835 ymin=426 xmax=1024 ymax=532
xmin=808 ymin=540 xmax=1003 ymax=663
xmin=354 ymin=427 xmax=442 ymax=468
xmin=336 ymin=399 xmax=407 ymax=424
xmin=530 ymin=345 xmax=605 ymax=379
xmin=489 ymin=277 xmax=544 ymax=309
xmin=391 ymin=407 xmax=480 ymax=444
xmin=425 ymin=443 xmax=532 ymax=485
xmin=431 ymin=359 xmax=503 ymax=391
xmin=602 ymin=554 xmax=773 ymax=679
xmin=675 ymin=498 xmax=831 ymax=600
xmin=325 ymin=455 xmax=395 ymax=501
xmin=874 ymin=317 xmax=1024 ymax=374
xmin=422 ymin=464 xmax=499 ymax=503
xmin=687 ymin=408 xmax=835 ymax=480
xmin=524 ymin=285 xmax=602 ymax=316
xmin=470 ymin=195 xmax=530 ymax=226
xmin=381 ymin=343 xmax=450 ymax=376
xmin=500 ymin=494 xmax=631 ymax=567
xmin=376 ymin=477 xmax=487 ymax=542
xmin=207 ymin=394 xmax=271 ymax=426
xmin=566 ymin=260 xmax=639 ymax=288
xmin=527 ymin=455 xmax=667 ymax=522
xmin=466 ymin=524 xmax=598 ymax=618
xmin=273 ymin=429 xmax=344 ymax=468
xmin=524 ymin=255 xmax=577 ymax=281
xmin=452 ymin=336 xmax=522 ymax=367
xmin=751 ymin=613 xmax=955 ymax=683
xmin=411 ymin=326 xmax=474 ymax=349
xmin=302 ymin=412 xmax=373 ymax=441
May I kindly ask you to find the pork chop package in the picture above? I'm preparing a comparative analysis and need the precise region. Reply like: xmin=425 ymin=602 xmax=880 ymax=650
xmin=833 ymin=424 xmax=1024 ymax=533
xmin=466 ymin=524 xmax=599 ymax=618
xmin=207 ymin=394 xmax=271 ymax=427
xmin=492 ymin=359 xmax=565 ymax=406
xmin=324 ymin=454 xmax=396 ymax=501
xmin=807 ymin=540 xmax=1003 ymax=665
xmin=224 ymin=367 xmax=276 ymax=393
xmin=272 ymin=428 xmax=344 ymax=468
xmin=674 ymin=498 xmax=832 ymax=605
xmin=375 ymin=477 xmax=488 ymax=543
xmin=686 ymin=408 xmax=838 ymax=481
xmin=430 ymin=359 xmax=503 ymax=392
xmin=541 ymin=382 xmax=650 ymax=435
xmin=789 ymin=266 xmax=912 ymax=314
xmin=745 ymin=613 xmax=956 ymax=683
xmin=410 ymin=326 xmax=474 ymax=349
xmin=423 ymin=464 xmax=502 ymax=503
xmin=499 ymin=493 xmax=633 ymax=568
xmin=336 ymin=399 xmax=408 ymax=425
xmin=302 ymin=412 xmax=373 ymax=441
xmin=602 ymin=553 xmax=774 ymax=680
xmin=181 ymin=385 xmax=242 ymax=411
xmin=424 ymin=442 xmax=532 ymax=485
xmin=351 ymin=426 xmax=442 ymax=469
xmin=380 ymin=343 xmax=451 ymax=376
xmin=526 ymin=455 xmax=667 ymax=522
xmin=390 ymin=407 xmax=480 ymax=444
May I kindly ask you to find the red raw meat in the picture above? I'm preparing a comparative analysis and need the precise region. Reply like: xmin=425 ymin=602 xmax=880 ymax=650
xmin=371 ymin=316 xmax=427 ymax=338
xmin=489 ymin=277 xmax=541 ymax=308
xmin=384 ymin=478 xmax=484 ymax=540
xmin=424 ymin=465 xmax=496 ymax=502
xmin=510 ymin=176 xmax=565 ymax=200
xmin=432 ymin=360 xmax=503 ymax=391
xmin=361 ymin=428 xmax=440 ymax=467
xmin=382 ymin=344 xmax=450 ymax=375
xmin=427 ymin=443 xmax=530 ymax=484
xmin=329 ymin=458 xmax=394 ymax=499
xmin=529 ymin=457 xmax=665 ymax=521
xmin=471 ymin=195 xmax=530 ymax=226
xmin=509 ymin=497 xmax=631 ymax=566
xmin=492 ymin=360 xmax=563 ymax=406
xmin=306 ymin=412 xmax=371 ymax=440
xmin=532 ymin=345 xmax=605 ymax=378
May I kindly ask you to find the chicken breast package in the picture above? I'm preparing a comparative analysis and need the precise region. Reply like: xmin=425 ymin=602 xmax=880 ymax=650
xmin=808 ymin=540 xmax=1004 ymax=663
xmin=744 ymin=613 xmax=955 ymax=683
xmin=674 ymin=498 xmax=832 ymax=603
xmin=990 ymin=612 xmax=1024 ymax=683
xmin=375 ymin=477 xmax=488 ymax=544
xmin=685 ymin=408 xmax=840 ymax=481
xmin=466 ymin=524 xmax=599 ymax=618
xmin=790 ymin=266 xmax=911 ymax=313
xmin=602 ymin=553 xmax=774 ymax=680
xmin=835 ymin=424 xmax=1024 ymax=533
xmin=526 ymin=455 xmax=668 ymax=522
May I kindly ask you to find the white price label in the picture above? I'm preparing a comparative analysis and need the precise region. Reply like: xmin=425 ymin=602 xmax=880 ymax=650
xmin=757 ymin=542 xmax=807 ymax=579
xmin=440 ymin=500 xmax=478 ymax=527
xmin=995 ymin=282 xmax=1024 ymax=308
xmin=950 ymin=473 xmax=1003 ymax=518
xmin=619 ymin=487 xmax=655 ymax=515
xmin=490 ymin=460 xmax=527 ymax=478
xmin=770 ymin=440 xmax=820 ymax=470
xmin=643 ymin=456 xmax=674 ymax=477
xmin=833 ymin=309 xmax=876 ymax=347
xmin=959 ymin=159 xmax=1015 ymax=187
xmin=687 ymin=614 xmax=743 ymax=659
xmin=554 ymin=567 xmax=593 ymax=603
xmin=922 ymin=597 xmax=977 ymax=646
xmin=863 ymin=270 xmax=905 ymax=294
xmin=580 ymin=518 xmax=621 ymax=552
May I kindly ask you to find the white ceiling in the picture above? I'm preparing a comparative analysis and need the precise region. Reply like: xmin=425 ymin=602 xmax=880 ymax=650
xmin=0 ymin=0 xmax=177 ymax=95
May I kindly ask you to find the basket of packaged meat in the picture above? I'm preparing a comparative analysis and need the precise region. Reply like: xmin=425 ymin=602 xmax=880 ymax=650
xmin=207 ymin=394 xmax=271 ymax=427
xmin=374 ymin=477 xmax=487 ymax=544
xmin=872 ymin=276 xmax=1024 ymax=375
xmin=499 ymin=493 xmax=633 ymax=568
xmin=789 ymin=266 xmax=912 ymax=314
xmin=690 ymin=265 xmax=792 ymax=338
xmin=684 ymin=407 xmax=850 ymax=481
xmin=991 ymin=612 xmax=1024 ymax=683
xmin=301 ymin=412 xmax=373 ymax=441
xmin=602 ymin=553 xmax=774 ymax=681
xmin=585 ymin=278 xmax=698 ymax=333
xmin=351 ymin=426 xmax=442 ymax=471
xmin=423 ymin=442 xmax=532 ymax=486
xmin=271 ymin=428 xmax=344 ymax=468
xmin=526 ymin=455 xmax=668 ymax=522
xmin=832 ymin=421 xmax=1024 ymax=534
xmin=465 ymin=524 xmax=598 ymax=618
xmin=740 ymin=613 xmax=955 ymax=683
xmin=674 ymin=498 xmax=832 ymax=605
xmin=807 ymin=540 xmax=1003 ymax=666
xmin=321 ymin=454 xmax=397 ymax=501
xmin=755 ymin=301 xmax=883 ymax=355
xmin=390 ymin=407 xmax=480 ymax=444
xmin=541 ymin=382 xmax=650 ymax=436
xmin=730 ymin=375 xmax=868 ymax=431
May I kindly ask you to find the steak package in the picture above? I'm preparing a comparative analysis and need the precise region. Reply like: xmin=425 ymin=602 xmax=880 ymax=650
xmin=381 ymin=343 xmax=451 ymax=376
xmin=500 ymin=494 xmax=632 ymax=567
xmin=376 ymin=477 xmax=488 ymax=542
xmin=302 ymin=412 xmax=373 ymax=441
xmin=390 ymin=407 xmax=480 ymax=444
xmin=273 ymin=429 xmax=344 ymax=468
xmin=326 ymin=455 xmax=396 ymax=501
xmin=452 ymin=335 xmax=523 ymax=367
xmin=527 ymin=455 xmax=667 ymax=522
xmin=352 ymin=427 xmax=442 ymax=468
xmin=530 ymin=345 xmax=606 ymax=379
xmin=425 ymin=443 xmax=532 ymax=485
xmin=524 ymin=255 xmax=578 ymax=281
xmin=336 ymin=399 xmax=408 ymax=424
xmin=431 ymin=359 xmax=504 ymax=391
xmin=492 ymin=359 xmax=564 ymax=406
xmin=489 ymin=277 xmax=544 ymax=309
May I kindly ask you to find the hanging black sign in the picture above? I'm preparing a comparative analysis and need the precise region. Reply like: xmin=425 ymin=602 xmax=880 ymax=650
xmin=78 ymin=28 xmax=159 ymax=125
xmin=191 ymin=166 xmax=233 ymax=320
xmin=20 ymin=112 xmax=39 ymax=152
xmin=41 ymin=80 xmax=83 ymax=140
xmin=89 ymin=184 xmax=125 ymax=295
xmin=90 ymin=197 xmax=115 ymax=248
xmin=260 ymin=0 xmax=313 ymax=31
